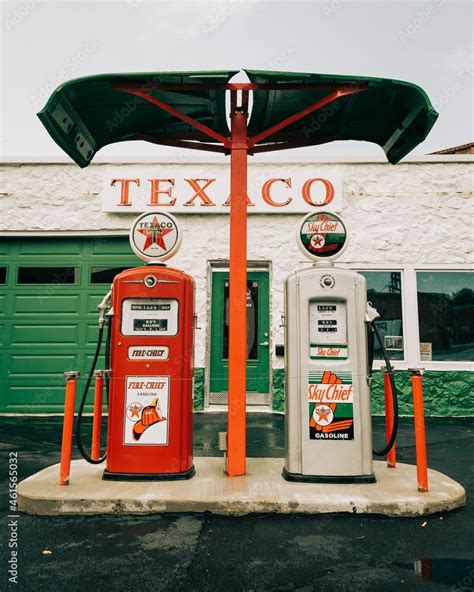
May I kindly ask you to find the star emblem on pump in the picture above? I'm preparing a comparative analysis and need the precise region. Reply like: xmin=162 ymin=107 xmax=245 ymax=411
xmin=312 ymin=404 xmax=334 ymax=427
xmin=315 ymin=407 xmax=331 ymax=422
xmin=127 ymin=402 xmax=143 ymax=421
xmin=310 ymin=234 xmax=325 ymax=249
xmin=129 ymin=404 xmax=141 ymax=418
xmin=138 ymin=216 xmax=174 ymax=251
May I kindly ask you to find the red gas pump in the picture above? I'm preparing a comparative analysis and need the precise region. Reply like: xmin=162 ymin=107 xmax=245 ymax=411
xmin=104 ymin=263 xmax=195 ymax=479
xmin=76 ymin=212 xmax=195 ymax=480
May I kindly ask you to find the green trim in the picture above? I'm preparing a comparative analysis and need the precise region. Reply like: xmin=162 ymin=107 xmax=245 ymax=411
xmin=370 ymin=370 xmax=474 ymax=417
xmin=193 ymin=368 xmax=205 ymax=411
xmin=271 ymin=369 xmax=474 ymax=417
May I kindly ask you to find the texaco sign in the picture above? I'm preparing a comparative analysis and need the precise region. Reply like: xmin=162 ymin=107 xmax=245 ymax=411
xmin=101 ymin=164 xmax=342 ymax=214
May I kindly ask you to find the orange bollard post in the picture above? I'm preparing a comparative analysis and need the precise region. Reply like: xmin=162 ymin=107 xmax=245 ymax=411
xmin=91 ymin=370 xmax=104 ymax=461
xmin=59 ymin=371 xmax=80 ymax=486
xmin=382 ymin=365 xmax=396 ymax=468
xmin=409 ymin=368 xmax=428 ymax=492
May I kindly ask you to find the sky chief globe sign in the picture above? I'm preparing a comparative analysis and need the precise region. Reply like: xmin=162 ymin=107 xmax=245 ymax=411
xmin=298 ymin=212 xmax=348 ymax=262
xmin=130 ymin=211 xmax=181 ymax=263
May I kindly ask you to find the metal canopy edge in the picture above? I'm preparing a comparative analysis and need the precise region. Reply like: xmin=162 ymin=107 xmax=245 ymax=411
xmin=37 ymin=69 xmax=438 ymax=167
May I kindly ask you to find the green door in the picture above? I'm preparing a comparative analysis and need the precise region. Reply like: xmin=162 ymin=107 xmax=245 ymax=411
xmin=0 ymin=237 xmax=141 ymax=413
xmin=209 ymin=270 xmax=270 ymax=405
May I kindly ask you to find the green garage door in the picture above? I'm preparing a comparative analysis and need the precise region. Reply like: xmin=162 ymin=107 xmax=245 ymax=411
xmin=0 ymin=237 xmax=140 ymax=413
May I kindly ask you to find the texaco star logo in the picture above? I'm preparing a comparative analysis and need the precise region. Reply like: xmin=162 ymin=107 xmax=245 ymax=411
xmin=310 ymin=234 xmax=325 ymax=250
xmin=127 ymin=402 xmax=143 ymax=421
xmin=138 ymin=216 xmax=174 ymax=251
xmin=130 ymin=211 xmax=181 ymax=262
xmin=313 ymin=404 xmax=334 ymax=427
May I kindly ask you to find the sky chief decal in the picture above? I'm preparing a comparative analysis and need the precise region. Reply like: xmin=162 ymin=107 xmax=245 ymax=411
xmin=308 ymin=370 xmax=354 ymax=440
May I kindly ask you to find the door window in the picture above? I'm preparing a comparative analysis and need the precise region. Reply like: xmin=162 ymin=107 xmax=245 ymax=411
xmin=222 ymin=280 xmax=259 ymax=360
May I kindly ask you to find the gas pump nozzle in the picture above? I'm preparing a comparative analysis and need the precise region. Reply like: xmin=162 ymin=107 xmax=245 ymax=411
xmin=365 ymin=301 xmax=380 ymax=324
xmin=97 ymin=290 xmax=112 ymax=328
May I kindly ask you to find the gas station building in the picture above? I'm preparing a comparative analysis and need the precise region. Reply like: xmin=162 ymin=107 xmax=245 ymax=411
xmin=0 ymin=152 xmax=472 ymax=416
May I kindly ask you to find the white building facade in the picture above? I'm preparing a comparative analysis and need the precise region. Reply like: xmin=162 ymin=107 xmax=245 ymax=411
xmin=0 ymin=155 xmax=472 ymax=415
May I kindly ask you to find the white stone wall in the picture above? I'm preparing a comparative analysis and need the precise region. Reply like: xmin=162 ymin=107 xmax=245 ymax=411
xmin=1 ymin=159 xmax=472 ymax=368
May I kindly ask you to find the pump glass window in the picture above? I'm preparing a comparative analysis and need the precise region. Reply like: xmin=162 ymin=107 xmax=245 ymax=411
xmin=359 ymin=271 xmax=404 ymax=361
xmin=416 ymin=271 xmax=474 ymax=361
xmin=222 ymin=280 xmax=258 ymax=360
xmin=121 ymin=298 xmax=179 ymax=336
xmin=17 ymin=266 xmax=79 ymax=284
xmin=90 ymin=267 xmax=131 ymax=284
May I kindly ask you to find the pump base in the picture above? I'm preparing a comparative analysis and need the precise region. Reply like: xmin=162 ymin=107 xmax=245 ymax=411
xmin=282 ymin=466 xmax=376 ymax=484
xmin=102 ymin=465 xmax=195 ymax=481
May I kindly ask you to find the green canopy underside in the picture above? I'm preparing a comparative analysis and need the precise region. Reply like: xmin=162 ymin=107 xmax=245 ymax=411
xmin=37 ymin=69 xmax=438 ymax=167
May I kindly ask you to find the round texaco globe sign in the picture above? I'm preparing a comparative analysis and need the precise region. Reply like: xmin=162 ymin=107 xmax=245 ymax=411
xmin=129 ymin=211 xmax=181 ymax=263
xmin=297 ymin=212 xmax=348 ymax=262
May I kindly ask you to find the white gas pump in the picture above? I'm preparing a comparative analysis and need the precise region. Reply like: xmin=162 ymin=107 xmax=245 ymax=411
xmin=283 ymin=212 xmax=398 ymax=483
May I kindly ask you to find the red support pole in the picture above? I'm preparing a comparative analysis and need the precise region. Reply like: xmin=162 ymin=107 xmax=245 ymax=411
xmin=383 ymin=366 xmax=396 ymax=468
xmin=226 ymin=91 xmax=249 ymax=476
xmin=91 ymin=370 xmax=104 ymax=462
xmin=59 ymin=371 xmax=80 ymax=486
xmin=410 ymin=368 xmax=429 ymax=492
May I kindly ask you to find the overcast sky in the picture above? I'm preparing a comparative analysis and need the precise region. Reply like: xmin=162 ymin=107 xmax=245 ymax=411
xmin=1 ymin=0 xmax=472 ymax=160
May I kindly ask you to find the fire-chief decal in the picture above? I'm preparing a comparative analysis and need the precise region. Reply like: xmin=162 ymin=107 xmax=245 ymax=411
xmin=308 ymin=370 xmax=354 ymax=440
xmin=124 ymin=376 xmax=169 ymax=445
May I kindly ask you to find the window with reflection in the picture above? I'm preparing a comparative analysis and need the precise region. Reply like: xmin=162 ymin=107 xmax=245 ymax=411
xmin=359 ymin=271 xmax=404 ymax=360
xmin=417 ymin=271 xmax=474 ymax=361
xmin=90 ymin=267 xmax=131 ymax=284
xmin=17 ymin=267 xmax=79 ymax=284
xmin=223 ymin=280 xmax=258 ymax=360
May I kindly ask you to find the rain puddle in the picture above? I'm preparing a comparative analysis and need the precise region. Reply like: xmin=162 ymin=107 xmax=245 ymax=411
xmin=394 ymin=559 xmax=473 ymax=590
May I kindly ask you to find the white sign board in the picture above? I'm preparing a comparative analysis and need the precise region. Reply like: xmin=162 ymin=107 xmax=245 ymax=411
xmin=100 ymin=164 xmax=342 ymax=214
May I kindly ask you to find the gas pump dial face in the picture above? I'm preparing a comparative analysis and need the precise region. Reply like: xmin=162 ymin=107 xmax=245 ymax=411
xmin=297 ymin=212 xmax=347 ymax=262
xmin=130 ymin=211 xmax=181 ymax=263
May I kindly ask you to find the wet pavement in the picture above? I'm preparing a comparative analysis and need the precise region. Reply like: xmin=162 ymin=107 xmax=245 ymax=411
xmin=1 ymin=414 xmax=473 ymax=591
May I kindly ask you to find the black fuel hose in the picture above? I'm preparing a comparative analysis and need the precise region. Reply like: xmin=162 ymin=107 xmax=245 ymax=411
xmin=371 ymin=322 xmax=399 ymax=457
xmin=104 ymin=316 xmax=111 ymax=405
xmin=75 ymin=322 xmax=107 ymax=464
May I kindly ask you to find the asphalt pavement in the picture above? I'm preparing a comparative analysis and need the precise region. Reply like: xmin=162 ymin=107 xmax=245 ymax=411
xmin=0 ymin=413 xmax=473 ymax=592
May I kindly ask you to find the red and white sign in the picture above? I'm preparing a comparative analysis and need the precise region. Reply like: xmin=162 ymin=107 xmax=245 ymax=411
xmin=124 ymin=375 xmax=169 ymax=446
xmin=101 ymin=165 xmax=342 ymax=213
xmin=128 ymin=346 xmax=170 ymax=360
xmin=129 ymin=211 xmax=181 ymax=262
